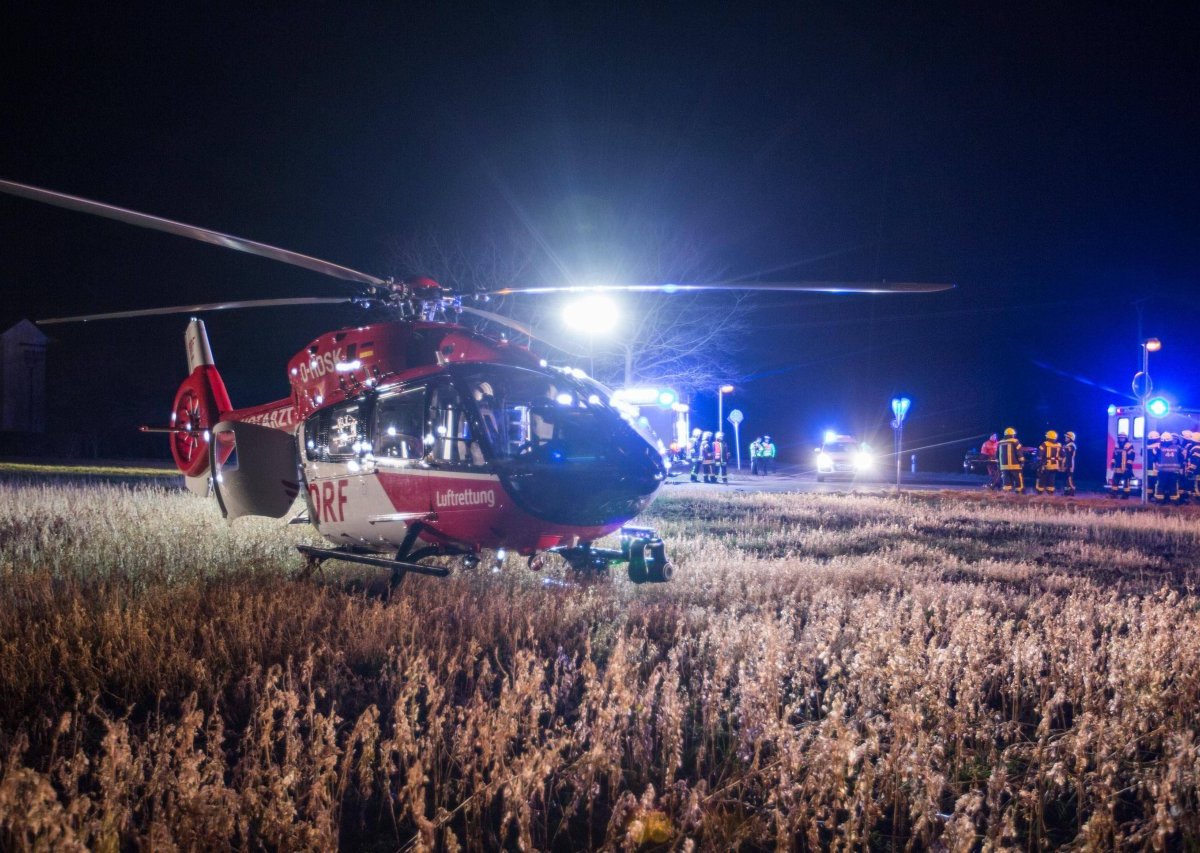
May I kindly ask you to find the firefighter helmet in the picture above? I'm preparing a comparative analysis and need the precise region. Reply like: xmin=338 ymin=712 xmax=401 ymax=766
xmin=702 ymin=431 xmax=713 ymax=439
xmin=715 ymin=431 xmax=724 ymax=439
xmin=1118 ymin=432 xmax=1128 ymax=439
xmin=764 ymin=435 xmax=771 ymax=441
xmin=1045 ymin=430 xmax=1058 ymax=440
xmin=1004 ymin=427 xmax=1016 ymax=437
xmin=692 ymin=428 xmax=702 ymax=438
xmin=1161 ymin=432 xmax=1174 ymax=442
xmin=1065 ymin=431 xmax=1076 ymax=440
xmin=1149 ymin=430 xmax=1160 ymax=440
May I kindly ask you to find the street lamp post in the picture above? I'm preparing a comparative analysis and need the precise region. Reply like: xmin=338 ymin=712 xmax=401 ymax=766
xmin=1137 ymin=337 xmax=1161 ymax=504
xmin=717 ymin=384 xmax=734 ymax=433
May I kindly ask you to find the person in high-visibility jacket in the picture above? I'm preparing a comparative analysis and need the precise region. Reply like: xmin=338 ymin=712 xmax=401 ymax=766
xmin=1155 ymin=432 xmax=1184 ymax=504
xmin=749 ymin=436 xmax=764 ymax=475
xmin=688 ymin=428 xmax=703 ymax=482
xmin=997 ymin=428 xmax=1024 ymax=493
xmin=1184 ymin=430 xmax=1200 ymax=501
xmin=1110 ymin=432 xmax=1135 ymax=498
xmin=1061 ymin=431 xmax=1077 ymax=496
xmin=980 ymin=433 xmax=1000 ymax=489
xmin=1036 ymin=430 xmax=1063 ymax=494
xmin=713 ymin=431 xmax=731 ymax=484
xmin=1145 ymin=430 xmax=1161 ymax=499
xmin=700 ymin=431 xmax=716 ymax=483
xmin=761 ymin=436 xmax=776 ymax=474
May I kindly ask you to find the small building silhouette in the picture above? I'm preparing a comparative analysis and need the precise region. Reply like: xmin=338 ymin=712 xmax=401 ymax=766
xmin=0 ymin=320 xmax=49 ymax=433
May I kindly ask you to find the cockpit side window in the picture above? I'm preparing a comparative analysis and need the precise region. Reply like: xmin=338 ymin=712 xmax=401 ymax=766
xmin=428 ymin=380 xmax=486 ymax=467
xmin=305 ymin=400 xmax=366 ymax=462
xmin=373 ymin=387 xmax=425 ymax=461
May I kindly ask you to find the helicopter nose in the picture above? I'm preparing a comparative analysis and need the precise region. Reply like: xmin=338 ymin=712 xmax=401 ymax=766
xmin=499 ymin=444 xmax=666 ymax=527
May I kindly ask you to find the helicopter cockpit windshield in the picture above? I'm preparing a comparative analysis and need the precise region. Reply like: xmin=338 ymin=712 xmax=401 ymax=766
xmin=456 ymin=366 xmax=623 ymax=462
xmin=452 ymin=364 xmax=666 ymax=525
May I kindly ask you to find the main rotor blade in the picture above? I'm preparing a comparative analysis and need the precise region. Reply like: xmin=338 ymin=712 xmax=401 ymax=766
xmin=0 ymin=178 xmax=388 ymax=288
xmin=459 ymin=305 xmax=589 ymax=357
xmin=39 ymin=296 xmax=353 ymax=325
xmin=482 ymin=280 xmax=955 ymax=296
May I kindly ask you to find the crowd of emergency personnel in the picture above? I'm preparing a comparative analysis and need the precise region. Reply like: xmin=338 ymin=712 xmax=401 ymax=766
xmin=1131 ymin=429 xmax=1200 ymax=504
xmin=981 ymin=428 xmax=1079 ymax=496
xmin=680 ymin=429 xmax=776 ymax=483
xmin=978 ymin=427 xmax=1200 ymax=503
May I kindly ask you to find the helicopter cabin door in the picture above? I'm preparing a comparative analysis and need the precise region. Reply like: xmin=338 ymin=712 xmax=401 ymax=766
xmin=417 ymin=376 xmax=503 ymax=544
xmin=209 ymin=421 xmax=302 ymax=520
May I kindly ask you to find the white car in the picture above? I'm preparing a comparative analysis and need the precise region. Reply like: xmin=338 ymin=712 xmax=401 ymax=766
xmin=815 ymin=434 xmax=876 ymax=482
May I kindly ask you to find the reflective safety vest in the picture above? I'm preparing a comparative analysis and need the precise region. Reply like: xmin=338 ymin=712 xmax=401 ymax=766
xmin=997 ymin=437 xmax=1023 ymax=470
xmin=750 ymin=440 xmax=763 ymax=458
xmin=700 ymin=439 xmax=715 ymax=462
xmin=1039 ymin=440 xmax=1063 ymax=471
xmin=1112 ymin=440 xmax=1135 ymax=473
xmin=1062 ymin=440 xmax=1077 ymax=473
xmin=713 ymin=439 xmax=728 ymax=461
xmin=1158 ymin=443 xmax=1184 ymax=473
xmin=762 ymin=442 xmax=776 ymax=458
xmin=1146 ymin=440 xmax=1161 ymax=474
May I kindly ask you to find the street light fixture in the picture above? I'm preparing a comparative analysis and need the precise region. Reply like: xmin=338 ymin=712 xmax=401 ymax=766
xmin=563 ymin=295 xmax=619 ymax=375
xmin=1137 ymin=337 xmax=1161 ymax=504
xmin=717 ymin=384 xmax=734 ymax=431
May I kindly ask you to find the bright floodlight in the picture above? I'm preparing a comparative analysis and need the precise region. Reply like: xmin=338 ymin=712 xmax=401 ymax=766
xmin=1145 ymin=338 xmax=1162 ymax=352
xmin=563 ymin=294 xmax=618 ymax=333
xmin=719 ymin=384 xmax=735 ymax=393
xmin=1147 ymin=397 xmax=1170 ymax=418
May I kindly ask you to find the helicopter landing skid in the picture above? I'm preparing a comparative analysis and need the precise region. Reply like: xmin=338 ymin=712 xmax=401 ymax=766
xmin=296 ymin=544 xmax=452 ymax=583
xmin=551 ymin=526 xmax=673 ymax=584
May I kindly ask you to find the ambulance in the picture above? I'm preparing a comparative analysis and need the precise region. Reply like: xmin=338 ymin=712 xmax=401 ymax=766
xmin=1105 ymin=403 xmax=1200 ymax=492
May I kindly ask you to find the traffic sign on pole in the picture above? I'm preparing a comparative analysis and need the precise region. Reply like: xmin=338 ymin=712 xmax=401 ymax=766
xmin=890 ymin=397 xmax=911 ymax=488
xmin=727 ymin=409 xmax=744 ymax=470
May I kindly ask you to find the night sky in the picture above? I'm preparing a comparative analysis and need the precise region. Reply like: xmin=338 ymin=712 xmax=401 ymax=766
xmin=2 ymin=3 xmax=1197 ymax=476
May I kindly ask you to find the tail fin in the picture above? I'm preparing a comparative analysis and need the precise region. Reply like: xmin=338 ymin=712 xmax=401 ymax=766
xmin=171 ymin=319 xmax=232 ymax=479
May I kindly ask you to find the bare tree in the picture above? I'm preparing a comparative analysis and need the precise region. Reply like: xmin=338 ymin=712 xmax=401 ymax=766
xmin=393 ymin=218 xmax=749 ymax=396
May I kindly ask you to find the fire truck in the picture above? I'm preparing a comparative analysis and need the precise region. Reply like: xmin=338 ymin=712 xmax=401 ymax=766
xmin=1105 ymin=403 xmax=1200 ymax=492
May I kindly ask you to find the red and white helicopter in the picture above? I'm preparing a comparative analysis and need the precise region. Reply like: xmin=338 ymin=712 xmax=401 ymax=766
xmin=0 ymin=179 xmax=952 ymax=585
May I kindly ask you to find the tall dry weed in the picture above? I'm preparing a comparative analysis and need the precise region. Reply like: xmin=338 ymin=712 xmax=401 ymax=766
xmin=1 ymin=482 xmax=1199 ymax=848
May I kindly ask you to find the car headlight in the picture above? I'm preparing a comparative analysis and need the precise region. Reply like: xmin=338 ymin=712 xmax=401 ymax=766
xmin=854 ymin=450 xmax=874 ymax=470
xmin=817 ymin=452 xmax=833 ymax=471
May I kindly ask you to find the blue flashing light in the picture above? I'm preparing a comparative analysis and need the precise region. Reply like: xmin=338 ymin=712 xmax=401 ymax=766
xmin=656 ymin=389 xmax=677 ymax=408
xmin=824 ymin=429 xmax=838 ymax=443
xmin=890 ymin=396 xmax=912 ymax=421
xmin=1107 ymin=404 xmax=1117 ymax=416
xmin=1147 ymin=397 xmax=1170 ymax=418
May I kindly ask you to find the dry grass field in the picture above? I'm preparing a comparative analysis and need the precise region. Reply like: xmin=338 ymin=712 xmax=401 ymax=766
xmin=2 ymin=482 xmax=1199 ymax=850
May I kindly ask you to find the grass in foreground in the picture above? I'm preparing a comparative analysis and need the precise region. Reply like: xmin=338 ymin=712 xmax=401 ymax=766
xmin=1 ymin=483 xmax=1199 ymax=850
